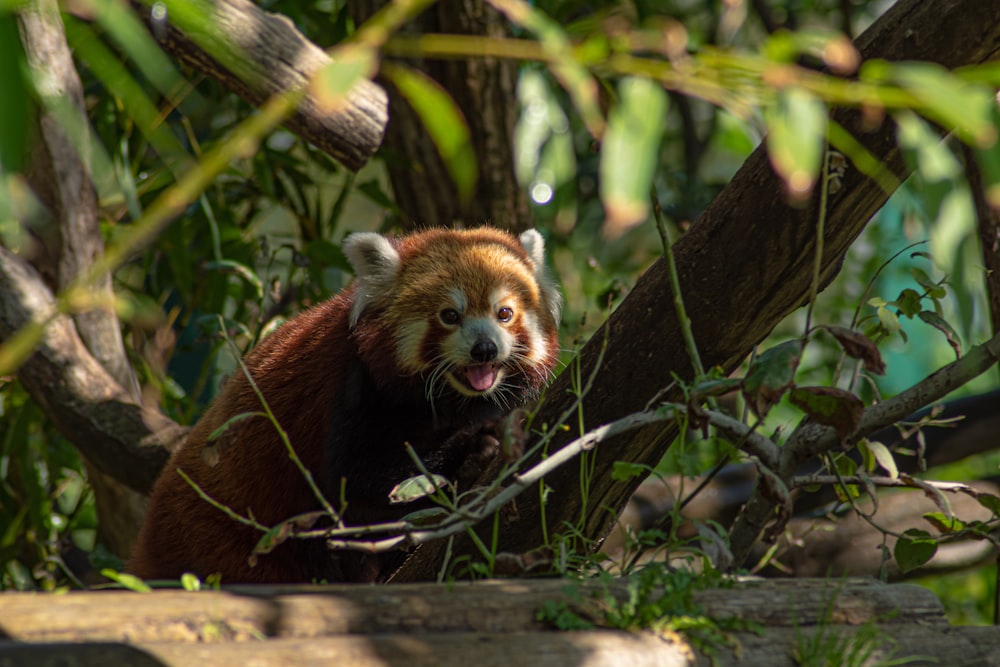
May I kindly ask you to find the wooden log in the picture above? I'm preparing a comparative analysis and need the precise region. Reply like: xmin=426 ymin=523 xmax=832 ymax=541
xmin=0 ymin=633 xmax=692 ymax=667
xmin=0 ymin=579 xmax=944 ymax=643
xmin=1 ymin=579 xmax=987 ymax=667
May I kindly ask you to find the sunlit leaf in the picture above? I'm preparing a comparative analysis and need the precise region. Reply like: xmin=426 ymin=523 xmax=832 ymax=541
xmin=389 ymin=474 xmax=452 ymax=504
xmin=180 ymin=573 xmax=201 ymax=591
xmin=895 ymin=111 xmax=960 ymax=182
xmin=765 ymin=87 xmax=827 ymax=199
xmin=489 ymin=0 xmax=604 ymax=137
xmin=890 ymin=61 xmax=996 ymax=146
xmin=101 ymin=569 xmax=152 ymax=592
xmin=312 ymin=45 xmax=377 ymax=112
xmin=599 ymin=77 xmax=668 ymax=237
xmin=382 ymin=63 xmax=477 ymax=202
xmin=860 ymin=439 xmax=898 ymax=479
xmin=923 ymin=511 xmax=964 ymax=534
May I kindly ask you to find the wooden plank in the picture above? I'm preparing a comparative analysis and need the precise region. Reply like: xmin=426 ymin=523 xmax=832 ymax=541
xmin=3 ymin=625 xmax=1000 ymax=667
xmin=0 ymin=632 xmax=694 ymax=667
xmin=0 ymin=579 xmax=944 ymax=643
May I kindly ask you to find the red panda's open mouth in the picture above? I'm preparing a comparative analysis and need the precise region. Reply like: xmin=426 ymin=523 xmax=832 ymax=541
xmin=449 ymin=363 xmax=502 ymax=394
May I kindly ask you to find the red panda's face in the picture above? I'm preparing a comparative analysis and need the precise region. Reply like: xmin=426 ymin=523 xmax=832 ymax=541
xmin=344 ymin=228 xmax=561 ymax=403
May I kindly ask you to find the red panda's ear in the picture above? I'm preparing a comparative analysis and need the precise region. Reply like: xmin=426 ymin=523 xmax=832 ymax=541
xmin=343 ymin=232 xmax=401 ymax=327
xmin=519 ymin=229 xmax=563 ymax=325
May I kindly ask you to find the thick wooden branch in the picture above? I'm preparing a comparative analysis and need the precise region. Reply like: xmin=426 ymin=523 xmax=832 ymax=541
xmin=0 ymin=247 xmax=185 ymax=494
xmin=140 ymin=0 xmax=388 ymax=170
xmin=391 ymin=0 xmax=1000 ymax=581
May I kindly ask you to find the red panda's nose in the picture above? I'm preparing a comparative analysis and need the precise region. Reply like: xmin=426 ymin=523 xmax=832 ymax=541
xmin=471 ymin=337 xmax=498 ymax=362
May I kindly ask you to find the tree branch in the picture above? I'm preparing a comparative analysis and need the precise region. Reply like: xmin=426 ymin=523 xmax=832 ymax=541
xmin=728 ymin=330 xmax=1000 ymax=567
xmin=134 ymin=0 xmax=388 ymax=170
xmin=0 ymin=246 xmax=185 ymax=495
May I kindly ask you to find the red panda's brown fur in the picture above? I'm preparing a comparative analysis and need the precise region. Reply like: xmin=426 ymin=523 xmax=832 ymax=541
xmin=128 ymin=227 xmax=560 ymax=583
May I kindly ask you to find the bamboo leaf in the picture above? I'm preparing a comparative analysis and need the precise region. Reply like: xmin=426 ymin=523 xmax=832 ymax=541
xmin=599 ymin=77 xmax=668 ymax=237
xmin=765 ymin=87 xmax=827 ymax=199
xmin=382 ymin=63 xmax=478 ymax=202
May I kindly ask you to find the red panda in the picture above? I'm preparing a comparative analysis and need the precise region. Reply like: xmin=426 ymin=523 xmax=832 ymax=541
xmin=127 ymin=227 xmax=561 ymax=583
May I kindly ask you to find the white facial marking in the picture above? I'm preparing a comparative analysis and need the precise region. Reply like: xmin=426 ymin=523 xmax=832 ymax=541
xmin=395 ymin=320 xmax=429 ymax=374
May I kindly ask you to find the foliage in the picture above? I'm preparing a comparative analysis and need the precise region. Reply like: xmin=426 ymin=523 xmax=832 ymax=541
xmin=0 ymin=0 xmax=997 ymax=633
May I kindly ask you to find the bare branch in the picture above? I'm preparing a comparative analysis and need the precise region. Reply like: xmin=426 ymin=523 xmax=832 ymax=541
xmin=0 ymin=246 xmax=185 ymax=494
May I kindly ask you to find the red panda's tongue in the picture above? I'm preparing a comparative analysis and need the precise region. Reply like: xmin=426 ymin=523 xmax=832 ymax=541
xmin=465 ymin=364 xmax=497 ymax=392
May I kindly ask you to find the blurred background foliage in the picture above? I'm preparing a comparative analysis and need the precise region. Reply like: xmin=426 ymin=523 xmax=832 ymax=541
xmin=0 ymin=0 xmax=998 ymax=623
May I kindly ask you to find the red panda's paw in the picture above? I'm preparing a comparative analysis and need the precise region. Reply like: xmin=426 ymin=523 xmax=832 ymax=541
xmin=453 ymin=409 xmax=529 ymax=489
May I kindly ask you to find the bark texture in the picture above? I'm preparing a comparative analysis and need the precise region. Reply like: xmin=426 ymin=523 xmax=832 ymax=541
xmin=133 ymin=0 xmax=387 ymax=170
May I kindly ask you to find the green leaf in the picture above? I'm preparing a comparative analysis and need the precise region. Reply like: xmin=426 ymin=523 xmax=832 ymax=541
xmin=765 ymin=87 xmax=827 ymax=199
xmin=975 ymin=493 xmax=1000 ymax=517
xmin=876 ymin=305 xmax=901 ymax=333
xmin=180 ymin=573 xmax=202 ymax=591
xmin=0 ymin=15 xmax=31 ymax=172
xmin=599 ymin=76 xmax=668 ymax=236
xmin=860 ymin=440 xmax=898 ymax=479
xmin=389 ymin=474 xmax=452 ymax=504
xmin=382 ymin=63 xmax=478 ymax=202
xmin=612 ymin=461 xmax=649 ymax=482
xmin=203 ymin=259 xmax=264 ymax=300
xmin=742 ymin=340 xmax=803 ymax=418
xmin=890 ymin=62 xmax=996 ymax=146
xmin=917 ymin=310 xmax=962 ymax=357
xmin=101 ymin=569 xmax=152 ymax=592
xmin=789 ymin=386 xmax=864 ymax=440
xmin=892 ymin=288 xmax=922 ymax=318
xmin=895 ymin=111 xmax=961 ymax=182
xmin=972 ymin=102 xmax=1000 ymax=209
xmin=923 ymin=511 xmax=964 ymax=534
xmin=253 ymin=511 xmax=324 ymax=556
xmin=893 ymin=528 xmax=937 ymax=574
xmin=304 ymin=240 xmax=351 ymax=273
xmin=207 ymin=412 xmax=264 ymax=444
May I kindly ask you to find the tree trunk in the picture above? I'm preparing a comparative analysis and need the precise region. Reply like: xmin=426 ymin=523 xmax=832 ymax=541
xmin=348 ymin=0 xmax=531 ymax=230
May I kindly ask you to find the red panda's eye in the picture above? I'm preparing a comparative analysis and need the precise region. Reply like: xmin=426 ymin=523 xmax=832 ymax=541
xmin=440 ymin=309 xmax=461 ymax=325
xmin=497 ymin=306 xmax=514 ymax=322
